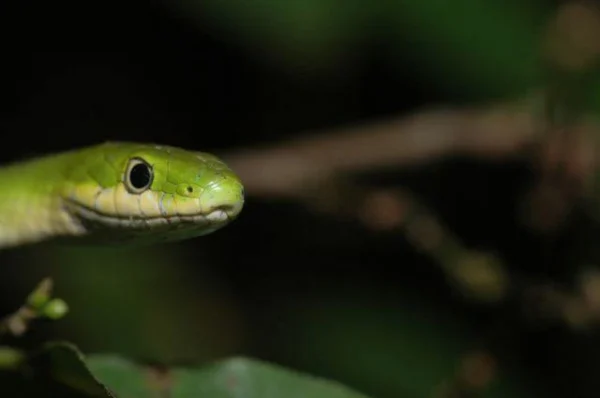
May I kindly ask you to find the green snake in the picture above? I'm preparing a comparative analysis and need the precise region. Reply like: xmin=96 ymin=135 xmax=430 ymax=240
xmin=0 ymin=142 xmax=245 ymax=249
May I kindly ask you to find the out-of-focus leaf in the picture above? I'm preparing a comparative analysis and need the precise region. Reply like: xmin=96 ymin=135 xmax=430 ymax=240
xmin=167 ymin=0 xmax=373 ymax=72
xmin=384 ymin=0 xmax=548 ymax=98
xmin=87 ymin=355 xmax=372 ymax=398
xmin=166 ymin=0 xmax=550 ymax=98
xmin=27 ymin=341 xmax=115 ymax=397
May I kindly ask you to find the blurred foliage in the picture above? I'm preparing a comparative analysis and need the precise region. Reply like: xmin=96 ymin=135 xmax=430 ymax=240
xmin=172 ymin=0 xmax=549 ymax=99
xmin=5 ymin=245 xmax=245 ymax=363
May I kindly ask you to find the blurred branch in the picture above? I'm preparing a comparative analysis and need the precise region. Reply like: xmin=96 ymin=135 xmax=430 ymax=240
xmin=225 ymin=96 xmax=600 ymax=240
xmin=524 ymin=0 xmax=600 ymax=234
xmin=356 ymin=187 xmax=510 ymax=303
xmin=283 ymin=177 xmax=511 ymax=304
xmin=223 ymin=2 xmax=600 ymax=236
xmin=523 ymin=267 xmax=600 ymax=331
xmin=218 ymin=3 xmax=600 ymax=343
xmin=541 ymin=0 xmax=600 ymax=128
xmin=216 ymin=3 xmax=600 ymax=397
xmin=224 ymin=99 xmax=540 ymax=200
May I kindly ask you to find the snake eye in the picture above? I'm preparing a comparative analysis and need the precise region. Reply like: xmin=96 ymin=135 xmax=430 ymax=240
xmin=125 ymin=158 xmax=153 ymax=194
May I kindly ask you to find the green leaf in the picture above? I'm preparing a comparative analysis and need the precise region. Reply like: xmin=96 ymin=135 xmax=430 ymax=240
xmin=4 ymin=341 xmax=371 ymax=397
xmin=87 ymin=355 xmax=371 ymax=398
xmin=27 ymin=342 xmax=115 ymax=397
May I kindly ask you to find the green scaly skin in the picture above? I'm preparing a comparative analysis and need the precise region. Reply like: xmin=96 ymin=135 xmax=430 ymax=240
xmin=0 ymin=142 xmax=245 ymax=249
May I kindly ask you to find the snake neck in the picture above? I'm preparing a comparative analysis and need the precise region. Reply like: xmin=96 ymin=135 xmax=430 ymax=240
xmin=0 ymin=157 xmax=84 ymax=249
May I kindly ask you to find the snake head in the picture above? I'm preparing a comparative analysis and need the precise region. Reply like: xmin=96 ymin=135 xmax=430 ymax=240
xmin=60 ymin=142 xmax=245 ymax=244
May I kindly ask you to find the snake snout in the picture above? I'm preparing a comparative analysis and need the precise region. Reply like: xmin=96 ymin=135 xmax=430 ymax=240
xmin=200 ymin=178 xmax=245 ymax=222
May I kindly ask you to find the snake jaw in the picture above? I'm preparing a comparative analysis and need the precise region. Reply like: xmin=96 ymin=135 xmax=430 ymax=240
xmin=62 ymin=198 xmax=239 ymax=243
xmin=62 ymin=178 xmax=244 ymax=243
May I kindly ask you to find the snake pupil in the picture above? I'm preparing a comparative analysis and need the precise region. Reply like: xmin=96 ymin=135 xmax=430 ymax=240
xmin=129 ymin=162 xmax=152 ymax=190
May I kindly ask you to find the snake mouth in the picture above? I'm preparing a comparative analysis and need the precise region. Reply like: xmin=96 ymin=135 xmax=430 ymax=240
xmin=64 ymin=198 xmax=235 ymax=232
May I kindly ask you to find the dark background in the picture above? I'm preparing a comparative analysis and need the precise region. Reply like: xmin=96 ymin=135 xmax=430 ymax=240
xmin=0 ymin=1 xmax=596 ymax=397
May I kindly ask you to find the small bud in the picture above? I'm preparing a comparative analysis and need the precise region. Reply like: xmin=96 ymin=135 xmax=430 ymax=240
xmin=42 ymin=299 xmax=69 ymax=320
